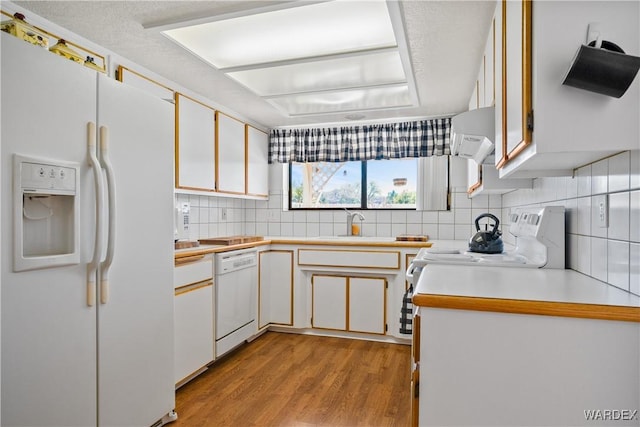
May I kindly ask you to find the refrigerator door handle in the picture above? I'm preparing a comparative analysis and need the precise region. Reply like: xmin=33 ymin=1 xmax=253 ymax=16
xmin=99 ymin=125 xmax=116 ymax=305
xmin=87 ymin=122 xmax=104 ymax=307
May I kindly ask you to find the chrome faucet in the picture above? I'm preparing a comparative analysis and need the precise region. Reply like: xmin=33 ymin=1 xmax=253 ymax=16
xmin=344 ymin=208 xmax=365 ymax=236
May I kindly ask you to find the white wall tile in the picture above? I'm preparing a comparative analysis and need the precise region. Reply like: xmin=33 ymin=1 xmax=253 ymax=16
xmin=319 ymin=211 xmax=333 ymax=223
xmin=306 ymin=222 xmax=319 ymax=237
xmin=630 ymin=243 xmax=639 ymax=296
xmin=280 ymin=222 xmax=293 ymax=236
xmin=576 ymin=235 xmax=591 ymax=275
xmin=391 ymin=211 xmax=407 ymax=224
xmin=489 ymin=194 xmax=502 ymax=209
xmin=566 ymin=175 xmax=578 ymax=199
xmin=577 ymin=197 xmax=591 ymax=235
xmin=577 ymin=164 xmax=592 ymax=197
xmin=608 ymin=192 xmax=630 ymax=241
xmin=423 ymin=224 xmax=438 ymax=240
xmin=454 ymin=192 xmax=472 ymax=208
xmin=454 ymin=208 xmax=472 ymax=225
xmin=293 ymin=222 xmax=306 ymax=237
xmin=268 ymin=223 xmax=281 ymax=236
xmin=406 ymin=223 xmax=422 ymax=235
xmin=438 ymin=224 xmax=455 ymax=240
xmin=590 ymin=158 xmax=608 ymax=195
xmin=256 ymin=222 xmax=268 ymax=236
xmin=376 ymin=223 xmax=392 ymax=237
xmin=608 ymin=151 xmax=630 ymax=192
xmin=471 ymin=194 xmax=489 ymax=208
xmin=455 ymin=225 xmax=473 ymax=240
xmin=568 ymin=234 xmax=579 ymax=270
xmin=565 ymin=198 xmax=578 ymax=234
xmin=590 ymin=238 xmax=608 ymax=282
xmin=306 ymin=210 xmax=320 ymax=222
xmin=392 ymin=223 xmax=407 ymax=237
xmin=630 ymin=150 xmax=640 ymax=190
xmin=244 ymin=222 xmax=256 ymax=235
xmin=318 ymin=223 xmax=333 ymax=236
xmin=630 ymin=190 xmax=639 ymax=242
xmin=422 ymin=211 xmax=438 ymax=223
xmin=607 ymin=240 xmax=629 ymax=291
xmin=406 ymin=211 xmax=422 ymax=224
xmin=377 ymin=211 xmax=391 ymax=223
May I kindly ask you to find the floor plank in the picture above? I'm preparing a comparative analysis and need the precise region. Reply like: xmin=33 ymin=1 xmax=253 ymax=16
xmin=174 ymin=332 xmax=411 ymax=427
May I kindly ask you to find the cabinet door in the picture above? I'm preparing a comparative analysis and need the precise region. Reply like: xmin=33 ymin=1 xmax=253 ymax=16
xmin=485 ymin=18 xmax=496 ymax=107
xmin=175 ymin=93 xmax=216 ymax=191
xmin=348 ymin=277 xmax=386 ymax=334
xmin=174 ymin=283 xmax=214 ymax=384
xmin=259 ymin=250 xmax=294 ymax=328
xmin=246 ymin=125 xmax=269 ymax=197
xmin=312 ymin=275 xmax=347 ymax=330
xmin=216 ymin=111 xmax=246 ymax=194
xmin=497 ymin=0 xmax=532 ymax=169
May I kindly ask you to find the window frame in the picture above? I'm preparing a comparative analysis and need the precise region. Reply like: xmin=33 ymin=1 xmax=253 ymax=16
xmin=288 ymin=160 xmax=417 ymax=210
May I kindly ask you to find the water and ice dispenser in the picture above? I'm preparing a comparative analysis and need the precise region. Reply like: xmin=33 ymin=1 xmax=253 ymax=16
xmin=13 ymin=154 xmax=80 ymax=271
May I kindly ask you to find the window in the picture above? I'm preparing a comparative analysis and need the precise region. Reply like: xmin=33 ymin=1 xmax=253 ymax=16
xmin=290 ymin=159 xmax=417 ymax=209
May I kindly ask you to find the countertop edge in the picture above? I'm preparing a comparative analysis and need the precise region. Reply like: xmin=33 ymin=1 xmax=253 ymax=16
xmin=412 ymin=293 xmax=640 ymax=323
xmin=175 ymin=238 xmax=433 ymax=258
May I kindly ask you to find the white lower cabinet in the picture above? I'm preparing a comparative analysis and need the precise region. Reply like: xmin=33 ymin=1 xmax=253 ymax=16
xmin=174 ymin=283 xmax=214 ymax=384
xmin=173 ymin=255 xmax=214 ymax=386
xmin=258 ymin=250 xmax=294 ymax=329
xmin=312 ymin=274 xmax=387 ymax=334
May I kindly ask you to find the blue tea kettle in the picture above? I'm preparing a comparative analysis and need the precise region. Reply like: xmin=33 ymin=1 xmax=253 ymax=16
xmin=468 ymin=213 xmax=503 ymax=254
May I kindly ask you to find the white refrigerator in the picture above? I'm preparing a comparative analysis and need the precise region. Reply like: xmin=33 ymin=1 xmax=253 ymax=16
xmin=1 ymin=33 xmax=176 ymax=426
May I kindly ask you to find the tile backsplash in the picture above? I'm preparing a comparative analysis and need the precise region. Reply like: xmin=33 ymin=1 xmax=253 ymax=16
xmin=502 ymin=150 xmax=640 ymax=296
xmin=177 ymin=149 xmax=639 ymax=297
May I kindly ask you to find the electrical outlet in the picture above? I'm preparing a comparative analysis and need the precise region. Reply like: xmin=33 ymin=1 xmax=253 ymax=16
xmin=596 ymin=194 xmax=608 ymax=228
xmin=221 ymin=207 xmax=227 ymax=221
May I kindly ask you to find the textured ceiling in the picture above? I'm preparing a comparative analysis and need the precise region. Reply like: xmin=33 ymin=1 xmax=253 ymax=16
xmin=13 ymin=0 xmax=496 ymax=129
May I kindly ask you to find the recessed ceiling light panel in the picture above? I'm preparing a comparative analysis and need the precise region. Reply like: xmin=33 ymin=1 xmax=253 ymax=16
xmin=268 ymin=85 xmax=411 ymax=116
xmin=227 ymin=50 xmax=406 ymax=96
xmin=163 ymin=0 xmax=396 ymax=69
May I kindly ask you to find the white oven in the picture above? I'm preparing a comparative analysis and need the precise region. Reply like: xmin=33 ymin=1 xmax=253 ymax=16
xmin=215 ymin=248 xmax=257 ymax=358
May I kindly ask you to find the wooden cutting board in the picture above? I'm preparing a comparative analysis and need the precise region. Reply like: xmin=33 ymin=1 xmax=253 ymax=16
xmin=395 ymin=235 xmax=429 ymax=242
xmin=199 ymin=235 xmax=264 ymax=245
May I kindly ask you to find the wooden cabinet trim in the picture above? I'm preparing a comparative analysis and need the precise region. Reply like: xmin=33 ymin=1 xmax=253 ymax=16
xmin=175 ymin=280 xmax=213 ymax=296
xmin=258 ymin=250 xmax=294 ymax=328
xmin=412 ymin=294 xmax=640 ymax=323
xmin=499 ymin=0 xmax=533 ymax=170
xmin=116 ymin=65 xmax=174 ymax=92
xmin=175 ymin=92 xmax=216 ymax=191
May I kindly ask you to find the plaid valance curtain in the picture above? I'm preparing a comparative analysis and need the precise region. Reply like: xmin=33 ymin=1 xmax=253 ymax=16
xmin=268 ymin=117 xmax=451 ymax=164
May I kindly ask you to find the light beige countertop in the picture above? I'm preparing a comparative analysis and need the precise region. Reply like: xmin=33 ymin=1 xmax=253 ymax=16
xmin=413 ymin=264 xmax=640 ymax=322
xmin=174 ymin=236 xmax=435 ymax=259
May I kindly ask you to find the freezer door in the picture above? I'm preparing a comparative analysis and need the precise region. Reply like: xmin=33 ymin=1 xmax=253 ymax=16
xmin=96 ymin=74 xmax=175 ymax=426
xmin=1 ymin=33 xmax=98 ymax=426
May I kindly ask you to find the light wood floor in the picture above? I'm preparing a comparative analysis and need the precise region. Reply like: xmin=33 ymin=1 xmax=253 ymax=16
xmin=174 ymin=332 xmax=411 ymax=427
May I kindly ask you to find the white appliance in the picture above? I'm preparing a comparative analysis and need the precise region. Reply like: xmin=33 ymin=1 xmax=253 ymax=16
xmin=408 ymin=206 xmax=565 ymax=282
xmin=215 ymin=249 xmax=257 ymax=358
xmin=450 ymin=106 xmax=495 ymax=164
xmin=1 ymin=33 xmax=176 ymax=426
xmin=174 ymin=201 xmax=190 ymax=241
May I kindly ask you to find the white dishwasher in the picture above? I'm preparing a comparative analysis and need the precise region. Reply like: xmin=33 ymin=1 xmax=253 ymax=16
xmin=215 ymin=248 xmax=257 ymax=358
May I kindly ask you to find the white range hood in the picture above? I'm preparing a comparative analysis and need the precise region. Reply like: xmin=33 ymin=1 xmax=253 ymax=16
xmin=450 ymin=106 xmax=495 ymax=164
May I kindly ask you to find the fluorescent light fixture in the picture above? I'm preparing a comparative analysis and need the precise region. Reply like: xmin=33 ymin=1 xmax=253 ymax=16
xmin=161 ymin=0 xmax=418 ymax=117
xmin=268 ymin=85 xmax=411 ymax=116
xmin=227 ymin=50 xmax=406 ymax=97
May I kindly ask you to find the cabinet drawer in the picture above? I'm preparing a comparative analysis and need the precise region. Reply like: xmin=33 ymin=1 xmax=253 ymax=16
xmin=174 ymin=282 xmax=214 ymax=384
xmin=174 ymin=255 xmax=213 ymax=289
xmin=298 ymin=249 xmax=400 ymax=269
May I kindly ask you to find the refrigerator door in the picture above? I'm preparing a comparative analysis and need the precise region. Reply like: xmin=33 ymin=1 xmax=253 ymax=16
xmin=1 ymin=33 xmax=98 ymax=425
xmin=96 ymin=74 xmax=175 ymax=426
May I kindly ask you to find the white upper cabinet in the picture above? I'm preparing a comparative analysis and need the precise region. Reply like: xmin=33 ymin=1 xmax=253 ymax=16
xmin=496 ymin=0 xmax=640 ymax=178
xmin=216 ymin=111 xmax=246 ymax=194
xmin=175 ymin=93 xmax=216 ymax=191
xmin=246 ymin=125 xmax=269 ymax=197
